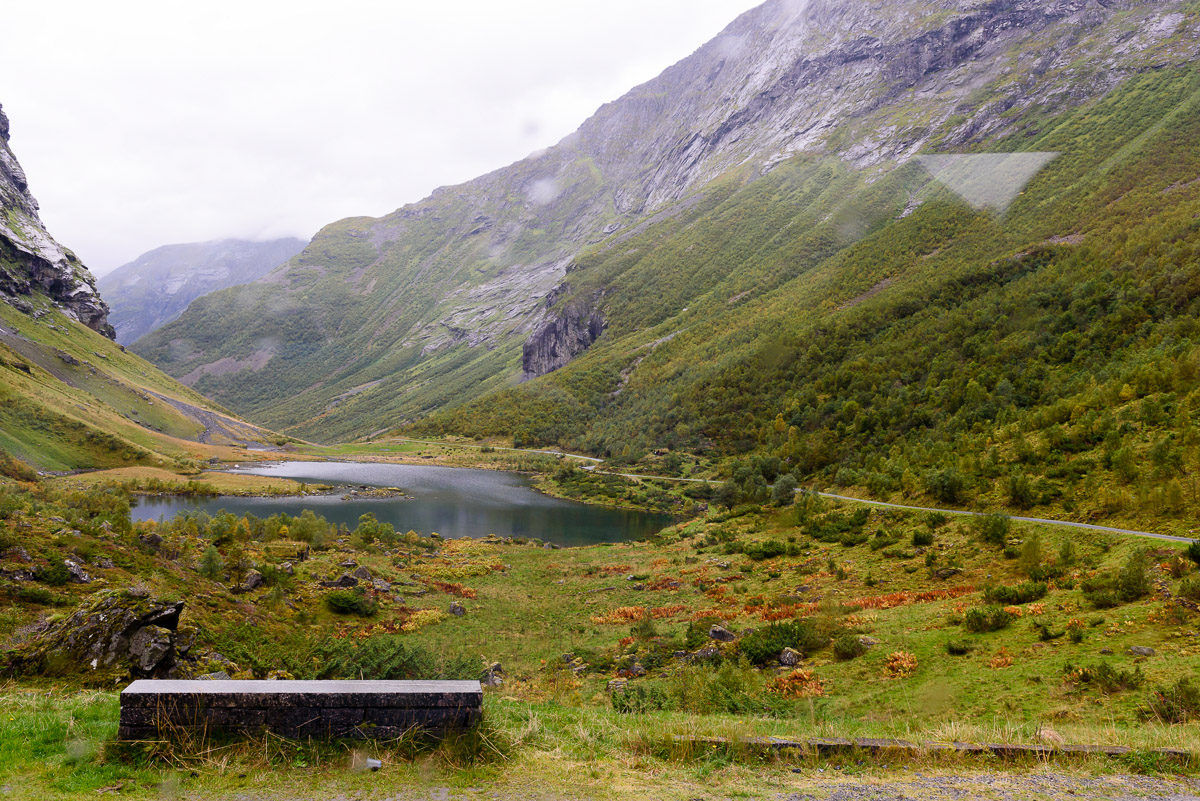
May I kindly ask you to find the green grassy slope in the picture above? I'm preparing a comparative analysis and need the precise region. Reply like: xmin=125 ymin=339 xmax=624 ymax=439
xmin=414 ymin=67 xmax=1200 ymax=533
xmin=0 ymin=293 xmax=275 ymax=472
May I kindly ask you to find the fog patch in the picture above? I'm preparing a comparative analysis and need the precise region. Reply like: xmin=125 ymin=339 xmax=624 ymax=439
xmin=526 ymin=177 xmax=561 ymax=206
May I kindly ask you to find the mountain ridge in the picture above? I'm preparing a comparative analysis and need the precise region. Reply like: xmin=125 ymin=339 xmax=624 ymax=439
xmin=134 ymin=0 xmax=1199 ymax=451
xmin=98 ymin=237 xmax=308 ymax=345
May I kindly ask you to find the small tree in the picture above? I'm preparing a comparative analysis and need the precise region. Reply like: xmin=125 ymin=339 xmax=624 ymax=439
xmin=975 ymin=513 xmax=1011 ymax=547
xmin=198 ymin=546 xmax=224 ymax=580
xmin=772 ymin=474 xmax=798 ymax=506
xmin=1117 ymin=548 xmax=1152 ymax=602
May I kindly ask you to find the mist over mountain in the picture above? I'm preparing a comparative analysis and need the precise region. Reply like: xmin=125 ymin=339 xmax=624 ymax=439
xmin=99 ymin=238 xmax=307 ymax=345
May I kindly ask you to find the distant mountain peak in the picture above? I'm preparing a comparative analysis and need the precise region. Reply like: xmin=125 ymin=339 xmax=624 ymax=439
xmin=98 ymin=237 xmax=308 ymax=345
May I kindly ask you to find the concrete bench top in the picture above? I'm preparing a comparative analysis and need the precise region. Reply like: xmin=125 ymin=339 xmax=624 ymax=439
xmin=121 ymin=679 xmax=483 ymax=708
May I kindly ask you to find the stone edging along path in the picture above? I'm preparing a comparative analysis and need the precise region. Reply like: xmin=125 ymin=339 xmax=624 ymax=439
xmin=673 ymin=735 xmax=1195 ymax=763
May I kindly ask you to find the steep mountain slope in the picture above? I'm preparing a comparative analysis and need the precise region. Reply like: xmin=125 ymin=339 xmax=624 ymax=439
xmin=138 ymin=0 xmax=1199 ymax=442
xmin=0 ymin=105 xmax=112 ymax=338
xmin=0 ymin=104 xmax=277 ymax=471
xmin=99 ymin=238 xmax=307 ymax=345
xmin=421 ymin=63 xmax=1200 ymax=531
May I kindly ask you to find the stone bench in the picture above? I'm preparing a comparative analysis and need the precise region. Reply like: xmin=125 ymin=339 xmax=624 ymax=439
xmin=118 ymin=679 xmax=483 ymax=741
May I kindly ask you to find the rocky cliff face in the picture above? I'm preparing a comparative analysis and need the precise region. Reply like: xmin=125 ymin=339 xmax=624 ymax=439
xmin=522 ymin=288 xmax=606 ymax=379
xmin=136 ymin=0 xmax=1199 ymax=439
xmin=99 ymin=237 xmax=308 ymax=344
xmin=0 ymin=104 xmax=113 ymax=337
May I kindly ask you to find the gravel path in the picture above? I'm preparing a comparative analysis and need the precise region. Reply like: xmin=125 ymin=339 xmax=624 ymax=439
xmin=779 ymin=772 xmax=1200 ymax=800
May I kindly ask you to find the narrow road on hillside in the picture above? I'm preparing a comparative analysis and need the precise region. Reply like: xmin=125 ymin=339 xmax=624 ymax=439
xmin=389 ymin=438 xmax=1195 ymax=545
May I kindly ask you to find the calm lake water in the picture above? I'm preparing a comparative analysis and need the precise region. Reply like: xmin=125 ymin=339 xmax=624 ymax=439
xmin=131 ymin=461 xmax=674 ymax=547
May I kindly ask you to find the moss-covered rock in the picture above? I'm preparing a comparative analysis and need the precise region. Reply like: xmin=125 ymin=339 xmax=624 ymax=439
xmin=2 ymin=588 xmax=184 ymax=681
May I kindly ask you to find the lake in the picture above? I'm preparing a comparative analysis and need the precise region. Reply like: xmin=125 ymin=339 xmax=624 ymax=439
xmin=130 ymin=461 xmax=675 ymax=547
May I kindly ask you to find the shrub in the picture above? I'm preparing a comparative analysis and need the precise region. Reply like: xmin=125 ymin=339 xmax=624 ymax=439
xmin=612 ymin=683 xmax=673 ymax=714
xmin=975 ymin=514 xmax=1011 ymax=546
xmin=667 ymin=660 xmax=797 ymax=717
xmin=684 ymin=616 xmax=721 ymax=651
xmin=884 ymin=651 xmax=917 ymax=678
xmin=1067 ymin=618 xmax=1087 ymax=643
xmin=1186 ymin=541 xmax=1200 ymax=567
xmin=325 ymin=588 xmax=377 ymax=617
xmin=35 ymin=558 xmax=71 ymax=586
xmin=983 ymin=581 xmax=1048 ymax=605
xmin=0 ymin=448 xmax=39 ymax=482
xmin=15 ymin=586 xmax=67 ymax=606
xmin=769 ymin=668 xmax=825 ymax=698
xmin=962 ymin=605 xmax=1015 ymax=633
xmin=1146 ymin=677 xmax=1200 ymax=723
xmin=832 ymin=631 xmax=868 ymax=661
xmin=1064 ymin=662 xmax=1144 ymax=693
xmin=945 ymin=640 xmax=973 ymax=655
xmin=912 ymin=530 xmax=934 ymax=547
xmin=1082 ymin=549 xmax=1152 ymax=608
xmin=738 ymin=621 xmax=827 ymax=666
xmin=925 ymin=512 xmax=949 ymax=529
xmin=744 ymin=539 xmax=799 ymax=561
xmin=1178 ymin=577 xmax=1200 ymax=602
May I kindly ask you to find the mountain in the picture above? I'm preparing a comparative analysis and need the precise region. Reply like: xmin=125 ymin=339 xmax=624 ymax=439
xmin=1 ymin=105 xmax=112 ymax=339
xmin=133 ymin=0 xmax=1200 ymax=528
xmin=98 ymin=238 xmax=308 ymax=345
xmin=0 ymin=103 xmax=277 ymax=471
xmin=136 ymin=0 xmax=1200 ymax=443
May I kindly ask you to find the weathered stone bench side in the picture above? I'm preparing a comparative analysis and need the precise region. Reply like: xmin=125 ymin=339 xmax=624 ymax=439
xmin=118 ymin=679 xmax=483 ymax=741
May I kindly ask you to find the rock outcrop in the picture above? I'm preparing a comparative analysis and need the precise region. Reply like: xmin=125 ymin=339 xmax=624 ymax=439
xmin=2 ymin=589 xmax=186 ymax=680
xmin=0 ymin=103 xmax=113 ymax=337
xmin=522 ymin=295 xmax=606 ymax=379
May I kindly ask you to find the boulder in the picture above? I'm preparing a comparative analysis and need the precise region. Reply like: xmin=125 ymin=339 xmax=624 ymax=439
xmin=859 ymin=636 xmax=881 ymax=650
xmin=280 ymin=562 xmax=294 ymax=576
xmin=240 ymin=569 xmax=265 ymax=592
xmin=351 ymin=565 xmax=372 ymax=580
xmin=128 ymin=625 xmax=173 ymax=673
xmin=372 ymin=578 xmax=392 ymax=592
xmin=2 ymin=590 xmax=184 ymax=680
xmin=64 ymin=558 xmax=92 ymax=584
xmin=709 ymin=625 xmax=736 ymax=643
xmin=449 ymin=601 xmax=466 ymax=617
xmin=320 ymin=574 xmax=358 ymax=588
xmin=779 ymin=647 xmax=802 ymax=666
xmin=1128 ymin=646 xmax=1156 ymax=657
xmin=481 ymin=662 xmax=504 ymax=687
xmin=197 ymin=671 xmax=231 ymax=681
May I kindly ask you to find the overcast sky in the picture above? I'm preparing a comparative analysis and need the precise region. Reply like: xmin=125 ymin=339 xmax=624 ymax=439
xmin=1 ymin=1 xmax=763 ymax=276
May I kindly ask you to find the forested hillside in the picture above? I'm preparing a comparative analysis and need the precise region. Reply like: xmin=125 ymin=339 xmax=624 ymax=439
xmin=416 ymin=66 xmax=1200 ymax=531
